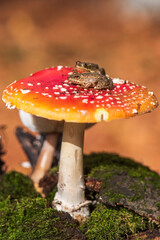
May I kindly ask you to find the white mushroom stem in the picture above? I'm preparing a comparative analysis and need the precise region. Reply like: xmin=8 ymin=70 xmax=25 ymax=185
xmin=53 ymin=122 xmax=90 ymax=221
xmin=31 ymin=132 xmax=59 ymax=184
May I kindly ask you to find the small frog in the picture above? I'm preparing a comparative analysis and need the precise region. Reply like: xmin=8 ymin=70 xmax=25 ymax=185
xmin=75 ymin=61 xmax=106 ymax=76
xmin=68 ymin=61 xmax=113 ymax=90
xmin=68 ymin=72 xmax=113 ymax=90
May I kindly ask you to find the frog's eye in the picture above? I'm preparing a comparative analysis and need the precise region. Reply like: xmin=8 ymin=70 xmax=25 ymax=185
xmin=83 ymin=63 xmax=87 ymax=68
xmin=99 ymin=68 xmax=106 ymax=75
xmin=76 ymin=61 xmax=81 ymax=67
xmin=73 ymin=75 xmax=80 ymax=79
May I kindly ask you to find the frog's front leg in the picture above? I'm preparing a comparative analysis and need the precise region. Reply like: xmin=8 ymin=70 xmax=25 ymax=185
xmin=94 ymin=80 xmax=107 ymax=90
xmin=81 ymin=81 xmax=93 ymax=88
xmin=94 ymin=82 xmax=103 ymax=89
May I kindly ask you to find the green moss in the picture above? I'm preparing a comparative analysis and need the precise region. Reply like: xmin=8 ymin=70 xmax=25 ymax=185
xmin=48 ymin=166 xmax=58 ymax=174
xmin=0 ymin=153 xmax=159 ymax=239
xmin=0 ymin=197 xmax=85 ymax=240
xmin=80 ymin=204 xmax=156 ymax=240
xmin=46 ymin=187 xmax=57 ymax=205
xmin=84 ymin=153 xmax=160 ymax=185
xmin=84 ymin=153 xmax=140 ymax=174
xmin=0 ymin=171 xmax=39 ymax=201
xmin=0 ymin=171 xmax=85 ymax=239
xmin=84 ymin=153 xmax=160 ymax=219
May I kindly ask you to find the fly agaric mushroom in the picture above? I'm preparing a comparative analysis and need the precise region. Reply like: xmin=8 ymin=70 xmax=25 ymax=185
xmin=2 ymin=63 xmax=158 ymax=221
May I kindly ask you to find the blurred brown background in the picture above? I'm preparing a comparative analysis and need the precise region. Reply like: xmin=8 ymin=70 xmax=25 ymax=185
xmin=0 ymin=0 xmax=159 ymax=174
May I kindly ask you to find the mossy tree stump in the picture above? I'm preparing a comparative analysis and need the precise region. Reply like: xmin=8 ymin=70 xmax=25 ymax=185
xmin=0 ymin=153 xmax=160 ymax=239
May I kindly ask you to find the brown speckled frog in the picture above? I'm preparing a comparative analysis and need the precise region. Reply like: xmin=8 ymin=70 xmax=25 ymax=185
xmin=68 ymin=61 xmax=113 ymax=90
xmin=68 ymin=72 xmax=113 ymax=90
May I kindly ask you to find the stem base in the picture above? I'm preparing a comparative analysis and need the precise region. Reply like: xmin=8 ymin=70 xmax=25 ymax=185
xmin=53 ymin=193 xmax=91 ymax=221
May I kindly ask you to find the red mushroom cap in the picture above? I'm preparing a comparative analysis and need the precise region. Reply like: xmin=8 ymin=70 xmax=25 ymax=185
xmin=2 ymin=66 xmax=158 ymax=123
